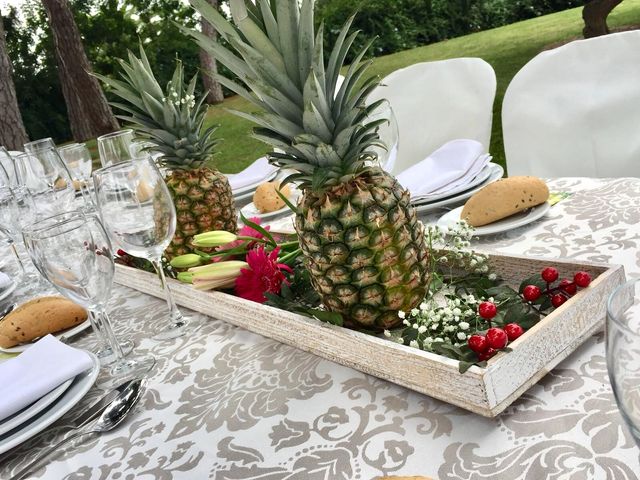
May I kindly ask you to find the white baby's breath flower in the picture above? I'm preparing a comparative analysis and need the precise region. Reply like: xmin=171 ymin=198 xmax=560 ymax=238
xmin=488 ymin=273 xmax=497 ymax=280
xmin=411 ymin=308 xmax=419 ymax=316
xmin=413 ymin=323 xmax=419 ymax=330
xmin=418 ymin=325 xmax=427 ymax=334
xmin=459 ymin=321 xmax=470 ymax=331
xmin=398 ymin=311 xmax=406 ymax=319
xmin=420 ymin=302 xmax=429 ymax=311
xmin=452 ymin=307 xmax=462 ymax=316
xmin=409 ymin=340 xmax=419 ymax=348
xmin=383 ymin=330 xmax=391 ymax=337
xmin=457 ymin=332 xmax=467 ymax=340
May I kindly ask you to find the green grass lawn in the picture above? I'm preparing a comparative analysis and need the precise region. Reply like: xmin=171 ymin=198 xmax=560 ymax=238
xmin=204 ymin=1 xmax=640 ymax=174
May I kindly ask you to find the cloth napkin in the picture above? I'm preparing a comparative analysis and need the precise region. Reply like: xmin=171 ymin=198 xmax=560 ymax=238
xmin=0 ymin=272 xmax=11 ymax=290
xmin=226 ymin=157 xmax=279 ymax=192
xmin=396 ymin=139 xmax=491 ymax=200
xmin=0 ymin=335 xmax=93 ymax=422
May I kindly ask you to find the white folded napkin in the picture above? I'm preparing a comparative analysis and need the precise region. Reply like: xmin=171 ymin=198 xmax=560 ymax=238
xmin=396 ymin=139 xmax=491 ymax=199
xmin=0 ymin=335 xmax=93 ymax=422
xmin=226 ymin=157 xmax=278 ymax=192
xmin=0 ymin=272 xmax=11 ymax=290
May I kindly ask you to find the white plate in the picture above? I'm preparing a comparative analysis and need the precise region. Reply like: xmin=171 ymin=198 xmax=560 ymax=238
xmin=0 ymin=378 xmax=73 ymax=436
xmin=231 ymin=170 xmax=279 ymax=197
xmin=411 ymin=158 xmax=494 ymax=203
xmin=0 ymin=319 xmax=91 ymax=354
xmin=264 ymin=214 xmax=297 ymax=235
xmin=0 ymin=280 xmax=16 ymax=303
xmin=0 ymin=351 xmax=99 ymax=455
xmin=436 ymin=202 xmax=551 ymax=236
xmin=240 ymin=188 xmax=300 ymax=221
xmin=414 ymin=163 xmax=504 ymax=214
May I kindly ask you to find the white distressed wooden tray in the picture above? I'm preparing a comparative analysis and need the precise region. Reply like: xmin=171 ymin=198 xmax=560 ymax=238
xmin=115 ymin=253 xmax=626 ymax=417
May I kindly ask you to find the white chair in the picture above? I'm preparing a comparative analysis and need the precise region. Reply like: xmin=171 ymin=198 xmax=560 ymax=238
xmin=503 ymin=30 xmax=640 ymax=178
xmin=368 ymin=58 xmax=496 ymax=175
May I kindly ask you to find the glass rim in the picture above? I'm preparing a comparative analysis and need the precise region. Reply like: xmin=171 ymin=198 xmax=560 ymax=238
xmin=58 ymin=142 xmax=87 ymax=151
xmin=23 ymin=137 xmax=54 ymax=150
xmin=96 ymin=129 xmax=134 ymax=141
xmin=22 ymin=210 xmax=89 ymax=240
xmin=92 ymin=155 xmax=156 ymax=178
xmin=606 ymin=277 xmax=640 ymax=335
xmin=14 ymin=146 xmax=59 ymax=158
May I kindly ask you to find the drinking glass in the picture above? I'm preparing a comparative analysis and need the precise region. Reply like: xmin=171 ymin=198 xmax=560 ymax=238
xmin=22 ymin=211 xmax=155 ymax=377
xmin=58 ymin=142 xmax=95 ymax=211
xmin=0 ymin=186 xmax=37 ymax=283
xmin=23 ymin=137 xmax=55 ymax=154
xmin=97 ymin=129 xmax=135 ymax=167
xmin=0 ymin=147 xmax=17 ymax=186
xmin=93 ymin=157 xmax=191 ymax=340
xmin=606 ymin=278 xmax=640 ymax=445
xmin=13 ymin=148 xmax=76 ymax=221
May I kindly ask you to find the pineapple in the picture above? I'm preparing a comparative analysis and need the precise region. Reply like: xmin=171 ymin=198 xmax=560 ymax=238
xmin=95 ymin=46 xmax=237 ymax=259
xmin=186 ymin=0 xmax=429 ymax=330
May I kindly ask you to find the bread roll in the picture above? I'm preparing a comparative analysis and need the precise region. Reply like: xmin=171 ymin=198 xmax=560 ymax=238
xmin=461 ymin=176 xmax=549 ymax=227
xmin=0 ymin=296 xmax=88 ymax=348
xmin=253 ymin=182 xmax=291 ymax=213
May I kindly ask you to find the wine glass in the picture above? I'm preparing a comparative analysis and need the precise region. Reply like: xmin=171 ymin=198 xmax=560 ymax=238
xmin=22 ymin=211 xmax=155 ymax=377
xmin=23 ymin=137 xmax=55 ymax=154
xmin=97 ymin=129 xmax=135 ymax=167
xmin=93 ymin=157 xmax=191 ymax=340
xmin=0 ymin=147 xmax=17 ymax=186
xmin=607 ymin=278 xmax=640 ymax=445
xmin=0 ymin=186 xmax=37 ymax=283
xmin=13 ymin=148 xmax=76 ymax=221
xmin=58 ymin=142 xmax=95 ymax=211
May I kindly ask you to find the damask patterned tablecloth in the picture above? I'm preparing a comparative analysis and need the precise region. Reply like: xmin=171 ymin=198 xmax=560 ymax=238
xmin=1 ymin=177 xmax=640 ymax=479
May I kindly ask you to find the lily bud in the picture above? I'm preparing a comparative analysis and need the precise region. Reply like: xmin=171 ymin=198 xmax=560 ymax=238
xmin=170 ymin=253 xmax=204 ymax=269
xmin=189 ymin=260 xmax=248 ymax=291
xmin=177 ymin=271 xmax=195 ymax=284
xmin=192 ymin=230 xmax=237 ymax=247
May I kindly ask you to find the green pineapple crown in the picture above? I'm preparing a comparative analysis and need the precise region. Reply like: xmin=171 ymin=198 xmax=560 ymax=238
xmin=185 ymin=0 xmax=388 ymax=190
xmin=96 ymin=44 xmax=218 ymax=171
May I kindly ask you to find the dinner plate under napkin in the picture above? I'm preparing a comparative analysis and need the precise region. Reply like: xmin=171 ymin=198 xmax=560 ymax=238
xmin=0 ymin=335 xmax=93 ymax=422
xmin=227 ymin=157 xmax=279 ymax=194
xmin=396 ymin=139 xmax=491 ymax=200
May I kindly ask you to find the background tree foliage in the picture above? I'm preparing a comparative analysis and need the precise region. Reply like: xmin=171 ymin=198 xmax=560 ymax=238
xmin=2 ymin=0 xmax=616 ymax=143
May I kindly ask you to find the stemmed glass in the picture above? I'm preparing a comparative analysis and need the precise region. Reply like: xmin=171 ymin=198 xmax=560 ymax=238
xmin=23 ymin=137 xmax=55 ymax=154
xmin=13 ymin=148 xmax=76 ymax=221
xmin=97 ymin=129 xmax=135 ymax=167
xmin=0 ymin=186 xmax=37 ymax=284
xmin=93 ymin=157 xmax=191 ymax=340
xmin=22 ymin=211 xmax=155 ymax=377
xmin=607 ymin=278 xmax=640 ymax=445
xmin=0 ymin=147 xmax=17 ymax=186
xmin=58 ymin=142 xmax=95 ymax=211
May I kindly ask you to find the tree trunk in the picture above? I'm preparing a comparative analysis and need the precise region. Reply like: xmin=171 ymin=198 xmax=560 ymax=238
xmin=199 ymin=0 xmax=225 ymax=104
xmin=41 ymin=0 xmax=118 ymax=141
xmin=583 ymin=0 xmax=623 ymax=38
xmin=0 ymin=15 xmax=28 ymax=150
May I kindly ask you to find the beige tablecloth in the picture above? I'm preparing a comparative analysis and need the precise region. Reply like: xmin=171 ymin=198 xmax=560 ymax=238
xmin=1 ymin=177 xmax=639 ymax=479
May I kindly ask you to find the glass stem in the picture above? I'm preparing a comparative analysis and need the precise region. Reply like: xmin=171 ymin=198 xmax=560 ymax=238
xmin=9 ymin=242 xmax=26 ymax=281
xmin=94 ymin=306 xmax=125 ymax=361
xmin=87 ymin=310 xmax=106 ymax=346
xmin=152 ymin=259 xmax=183 ymax=322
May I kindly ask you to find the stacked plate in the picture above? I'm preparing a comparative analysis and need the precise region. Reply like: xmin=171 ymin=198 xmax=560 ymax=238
xmin=412 ymin=162 xmax=504 ymax=214
xmin=0 ymin=351 xmax=99 ymax=455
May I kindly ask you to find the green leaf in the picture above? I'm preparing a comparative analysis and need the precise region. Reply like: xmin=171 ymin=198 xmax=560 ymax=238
xmin=239 ymin=213 xmax=277 ymax=246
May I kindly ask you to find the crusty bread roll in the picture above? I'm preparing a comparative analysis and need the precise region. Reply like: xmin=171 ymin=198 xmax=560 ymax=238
xmin=0 ymin=296 xmax=88 ymax=348
xmin=253 ymin=182 xmax=291 ymax=213
xmin=460 ymin=176 xmax=549 ymax=227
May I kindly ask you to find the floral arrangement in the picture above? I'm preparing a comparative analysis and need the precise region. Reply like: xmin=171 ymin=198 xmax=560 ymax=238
xmin=158 ymin=218 xmax=593 ymax=373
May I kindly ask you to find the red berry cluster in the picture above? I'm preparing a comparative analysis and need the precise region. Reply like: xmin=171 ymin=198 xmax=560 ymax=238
xmin=467 ymin=301 xmax=524 ymax=361
xmin=523 ymin=267 xmax=591 ymax=308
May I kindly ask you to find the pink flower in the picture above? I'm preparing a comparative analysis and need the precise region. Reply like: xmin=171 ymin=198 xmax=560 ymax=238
xmin=235 ymin=246 xmax=293 ymax=303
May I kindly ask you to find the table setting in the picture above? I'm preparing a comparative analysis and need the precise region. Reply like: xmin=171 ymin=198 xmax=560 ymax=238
xmin=1 ymin=0 xmax=640 ymax=478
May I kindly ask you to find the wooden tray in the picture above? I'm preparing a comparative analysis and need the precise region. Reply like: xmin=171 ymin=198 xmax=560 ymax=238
xmin=115 ymin=253 xmax=626 ymax=417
